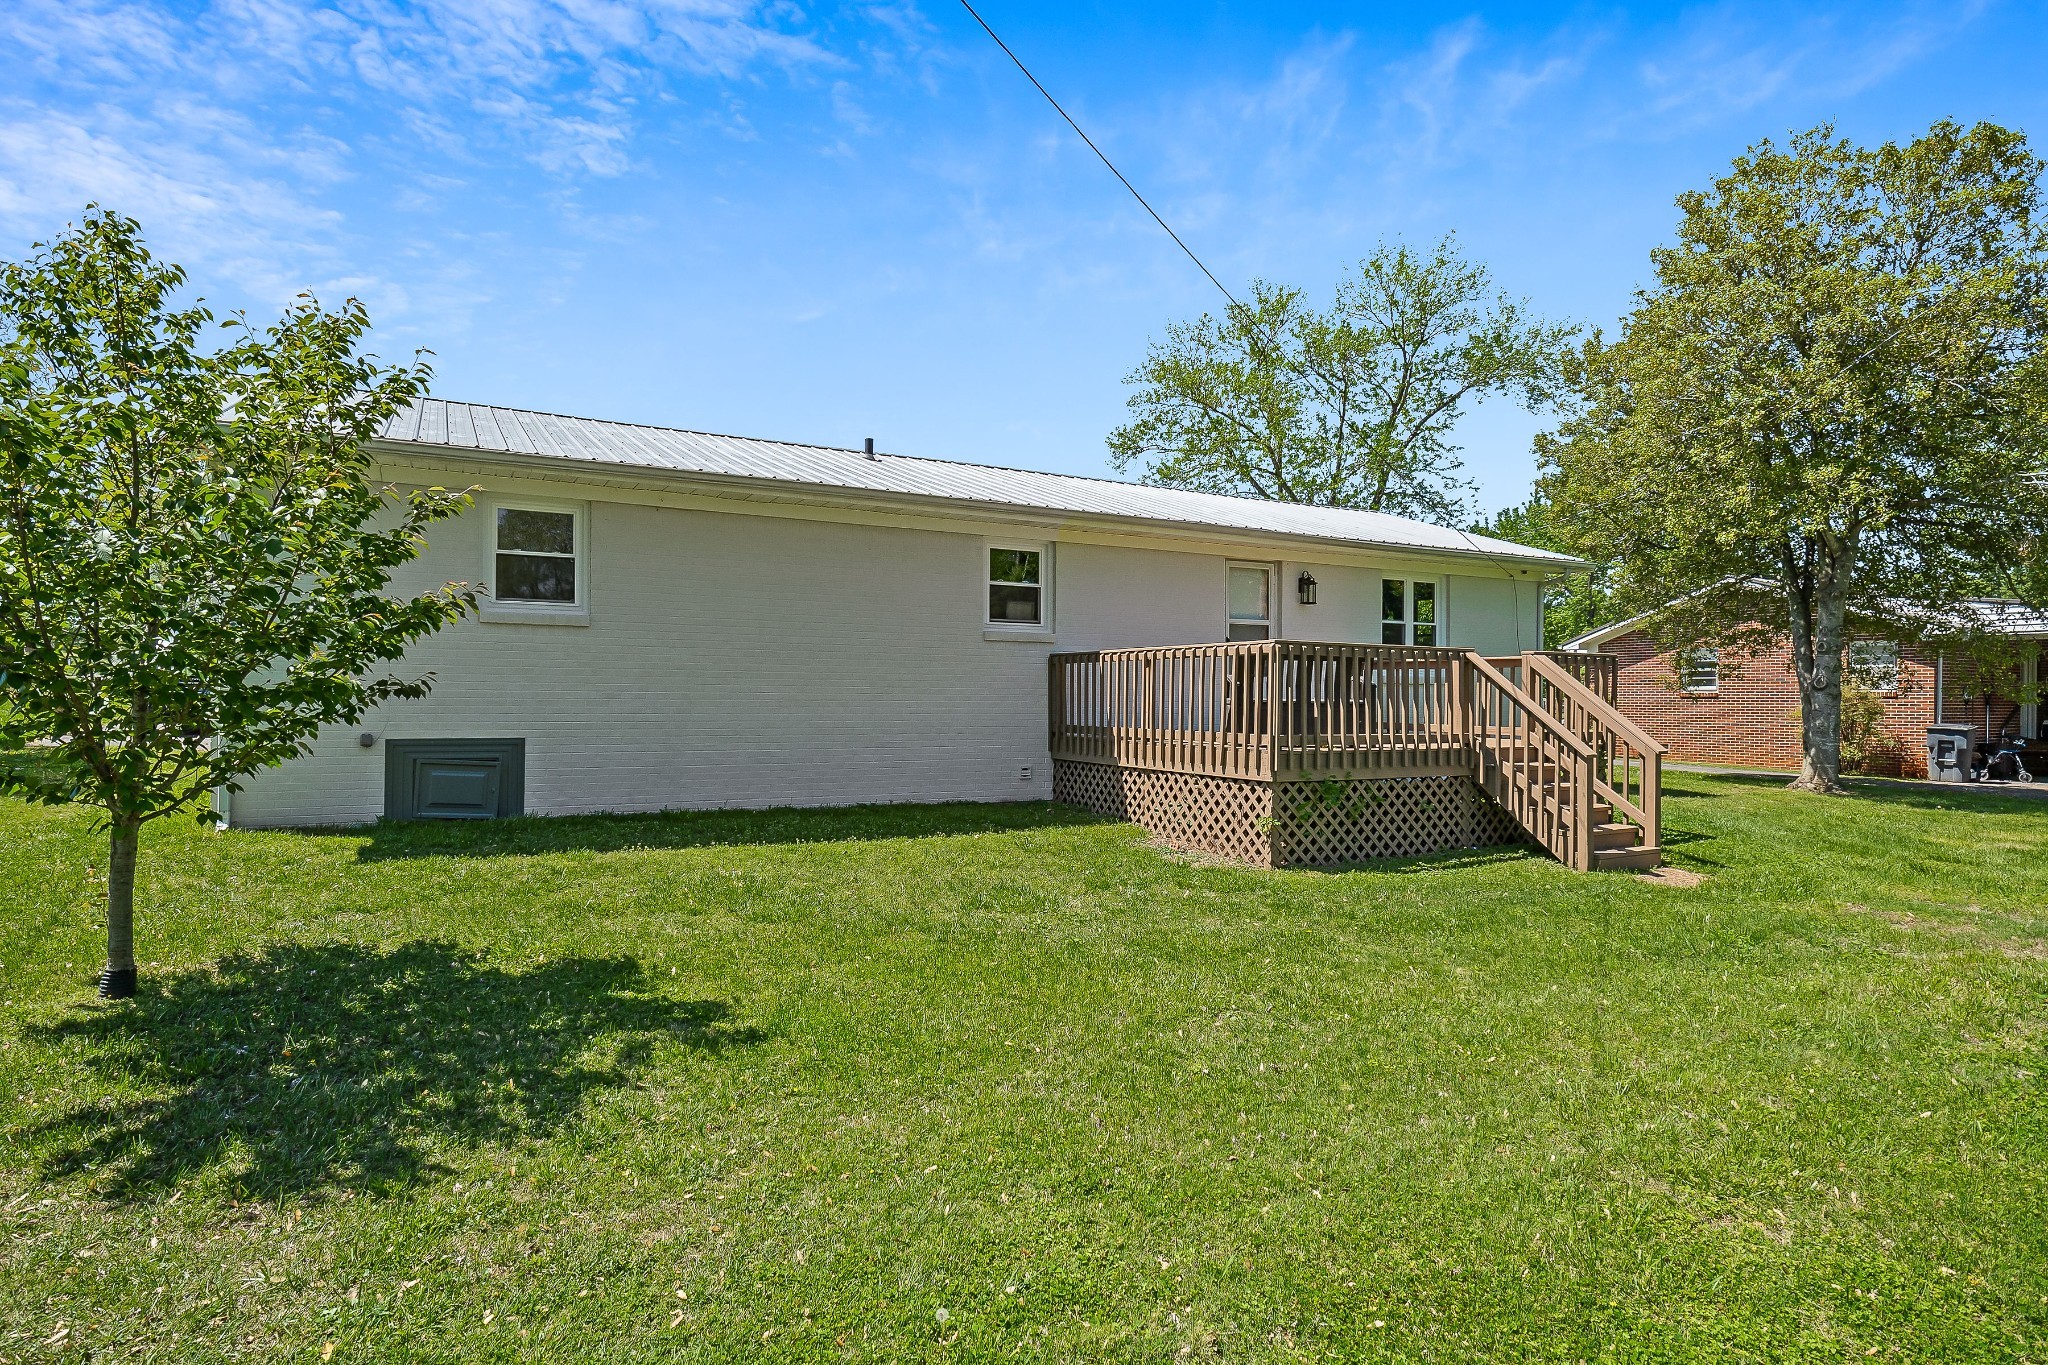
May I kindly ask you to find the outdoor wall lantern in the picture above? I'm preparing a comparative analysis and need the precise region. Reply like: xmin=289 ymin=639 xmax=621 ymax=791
xmin=1297 ymin=571 xmax=1317 ymax=605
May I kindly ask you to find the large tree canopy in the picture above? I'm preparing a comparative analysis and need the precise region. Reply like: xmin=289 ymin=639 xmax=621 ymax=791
xmin=0 ymin=210 xmax=477 ymax=997
xmin=1542 ymin=121 xmax=2048 ymax=792
xmin=1109 ymin=239 xmax=1575 ymax=525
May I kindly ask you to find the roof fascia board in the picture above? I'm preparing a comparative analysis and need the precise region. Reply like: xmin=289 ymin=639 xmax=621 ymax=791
xmin=378 ymin=452 xmax=1539 ymax=578
xmin=369 ymin=439 xmax=1584 ymax=573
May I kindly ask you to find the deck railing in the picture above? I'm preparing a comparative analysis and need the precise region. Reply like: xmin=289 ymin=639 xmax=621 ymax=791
xmin=1048 ymin=640 xmax=1660 ymax=867
xmin=1046 ymin=641 xmax=1278 ymax=779
xmin=1482 ymin=650 xmax=1618 ymax=705
xmin=1047 ymin=641 xmax=1475 ymax=782
xmin=1537 ymin=650 xmax=1618 ymax=703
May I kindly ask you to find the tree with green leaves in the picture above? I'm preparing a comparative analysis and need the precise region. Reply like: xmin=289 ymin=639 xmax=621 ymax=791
xmin=0 ymin=210 xmax=477 ymax=997
xmin=1109 ymin=238 xmax=1576 ymax=525
xmin=1543 ymin=121 xmax=2048 ymax=793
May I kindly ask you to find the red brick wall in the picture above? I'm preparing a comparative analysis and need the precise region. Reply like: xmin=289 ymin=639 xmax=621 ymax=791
xmin=1602 ymin=630 xmax=1939 ymax=777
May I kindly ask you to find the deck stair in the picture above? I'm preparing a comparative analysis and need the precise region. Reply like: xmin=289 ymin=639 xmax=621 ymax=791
xmin=1049 ymin=641 xmax=1664 ymax=871
xmin=1469 ymin=650 xmax=1665 ymax=871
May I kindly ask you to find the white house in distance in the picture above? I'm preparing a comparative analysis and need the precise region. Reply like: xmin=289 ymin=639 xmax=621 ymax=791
xmin=221 ymin=399 xmax=1574 ymax=829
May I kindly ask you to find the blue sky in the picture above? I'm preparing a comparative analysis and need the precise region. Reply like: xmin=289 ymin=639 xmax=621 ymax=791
xmin=4 ymin=0 xmax=2043 ymax=516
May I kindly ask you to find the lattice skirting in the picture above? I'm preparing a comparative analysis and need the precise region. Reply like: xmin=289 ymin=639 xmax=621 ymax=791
xmin=1053 ymin=761 xmax=1527 ymax=869
xmin=1053 ymin=761 xmax=1277 ymax=865
xmin=1270 ymin=773 xmax=1526 ymax=866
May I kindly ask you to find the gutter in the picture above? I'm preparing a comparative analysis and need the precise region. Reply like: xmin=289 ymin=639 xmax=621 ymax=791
xmin=367 ymin=438 xmax=1588 ymax=574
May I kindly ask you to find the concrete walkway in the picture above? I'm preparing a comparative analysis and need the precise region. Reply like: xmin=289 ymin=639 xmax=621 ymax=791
xmin=1667 ymin=762 xmax=2048 ymax=803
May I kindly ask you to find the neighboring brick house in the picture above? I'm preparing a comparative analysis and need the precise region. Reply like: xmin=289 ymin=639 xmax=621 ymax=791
xmin=1564 ymin=604 xmax=2048 ymax=778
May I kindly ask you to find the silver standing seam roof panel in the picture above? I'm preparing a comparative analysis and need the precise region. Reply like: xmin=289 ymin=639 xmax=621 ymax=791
xmin=378 ymin=399 xmax=1579 ymax=568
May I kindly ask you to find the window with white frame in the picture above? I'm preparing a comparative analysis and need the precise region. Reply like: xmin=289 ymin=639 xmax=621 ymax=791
xmin=1227 ymin=564 xmax=1273 ymax=640
xmin=493 ymin=504 xmax=580 ymax=605
xmin=1847 ymin=639 xmax=1900 ymax=693
xmin=987 ymin=545 xmax=1046 ymax=626
xmin=1380 ymin=577 xmax=1439 ymax=645
xmin=1679 ymin=647 xmax=1720 ymax=693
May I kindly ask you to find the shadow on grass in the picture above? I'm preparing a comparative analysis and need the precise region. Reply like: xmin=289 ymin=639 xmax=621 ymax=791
xmin=351 ymin=799 xmax=1109 ymax=861
xmin=26 ymin=941 xmax=764 ymax=1201
xmin=1301 ymin=841 xmax=1545 ymax=876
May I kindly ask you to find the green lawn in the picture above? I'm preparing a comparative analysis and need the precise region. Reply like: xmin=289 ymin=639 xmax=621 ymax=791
xmin=2 ymin=775 xmax=2044 ymax=1362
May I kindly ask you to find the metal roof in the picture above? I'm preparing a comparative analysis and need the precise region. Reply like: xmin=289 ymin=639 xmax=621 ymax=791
xmin=1563 ymin=587 xmax=2048 ymax=650
xmin=375 ymin=399 xmax=1579 ymax=568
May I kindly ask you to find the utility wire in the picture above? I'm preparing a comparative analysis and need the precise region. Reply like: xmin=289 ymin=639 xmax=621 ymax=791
xmin=962 ymin=0 xmax=1546 ymax=641
xmin=957 ymin=0 xmax=1240 ymax=310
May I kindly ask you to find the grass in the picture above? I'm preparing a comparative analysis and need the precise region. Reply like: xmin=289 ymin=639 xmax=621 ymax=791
xmin=2 ymin=775 xmax=2044 ymax=1362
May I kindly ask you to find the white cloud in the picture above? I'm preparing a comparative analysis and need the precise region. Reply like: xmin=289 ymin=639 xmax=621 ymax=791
xmin=0 ymin=106 xmax=346 ymax=300
xmin=0 ymin=0 xmax=848 ymax=328
xmin=1633 ymin=2 xmax=1985 ymax=132
xmin=1375 ymin=17 xmax=1597 ymax=171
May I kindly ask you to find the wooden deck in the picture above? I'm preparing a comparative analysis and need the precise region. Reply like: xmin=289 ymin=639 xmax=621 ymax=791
xmin=1048 ymin=641 xmax=1660 ymax=871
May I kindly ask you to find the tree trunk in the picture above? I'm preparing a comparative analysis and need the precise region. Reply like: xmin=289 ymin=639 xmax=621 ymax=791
xmin=99 ymin=816 xmax=140 ymax=999
xmin=1787 ymin=538 xmax=1855 ymax=795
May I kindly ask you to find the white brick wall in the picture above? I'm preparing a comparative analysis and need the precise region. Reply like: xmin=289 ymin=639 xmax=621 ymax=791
xmin=227 ymin=472 xmax=1546 ymax=827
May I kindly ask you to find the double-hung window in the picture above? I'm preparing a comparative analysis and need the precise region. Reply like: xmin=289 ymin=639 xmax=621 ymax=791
xmin=493 ymin=504 xmax=580 ymax=606
xmin=1381 ymin=578 xmax=1439 ymax=645
xmin=987 ymin=545 xmax=1045 ymax=626
xmin=1227 ymin=564 xmax=1273 ymax=640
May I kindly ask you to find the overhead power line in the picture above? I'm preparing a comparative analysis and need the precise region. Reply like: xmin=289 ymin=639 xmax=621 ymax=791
xmin=956 ymin=0 xmax=1240 ymax=310
xmin=961 ymin=2 xmax=1539 ymax=623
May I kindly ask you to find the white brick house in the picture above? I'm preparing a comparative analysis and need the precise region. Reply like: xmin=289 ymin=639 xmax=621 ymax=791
xmin=221 ymin=400 xmax=1574 ymax=828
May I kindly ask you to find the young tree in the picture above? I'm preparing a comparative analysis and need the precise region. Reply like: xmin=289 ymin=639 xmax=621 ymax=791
xmin=0 ymin=210 xmax=477 ymax=997
xmin=1543 ymin=122 xmax=2048 ymax=792
xmin=1109 ymin=238 xmax=1575 ymax=525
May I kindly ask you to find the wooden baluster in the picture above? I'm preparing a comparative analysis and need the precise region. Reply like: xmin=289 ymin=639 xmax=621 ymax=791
xmin=1146 ymin=654 xmax=1163 ymax=773
xmin=1274 ymin=645 xmax=1289 ymax=779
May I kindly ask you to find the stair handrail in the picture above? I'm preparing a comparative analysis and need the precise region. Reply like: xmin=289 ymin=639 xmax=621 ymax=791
xmin=1520 ymin=652 xmax=1664 ymax=848
xmin=1464 ymin=651 xmax=1598 ymax=871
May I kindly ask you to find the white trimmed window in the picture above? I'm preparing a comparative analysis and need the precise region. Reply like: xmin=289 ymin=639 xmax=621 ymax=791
xmin=1380 ymin=577 xmax=1440 ymax=646
xmin=1679 ymin=648 xmax=1720 ymax=694
xmin=495 ymin=506 xmax=578 ymax=603
xmin=987 ymin=544 xmax=1047 ymax=627
xmin=1847 ymin=640 xmax=1900 ymax=693
xmin=1227 ymin=563 xmax=1274 ymax=641
xmin=482 ymin=499 xmax=588 ymax=623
